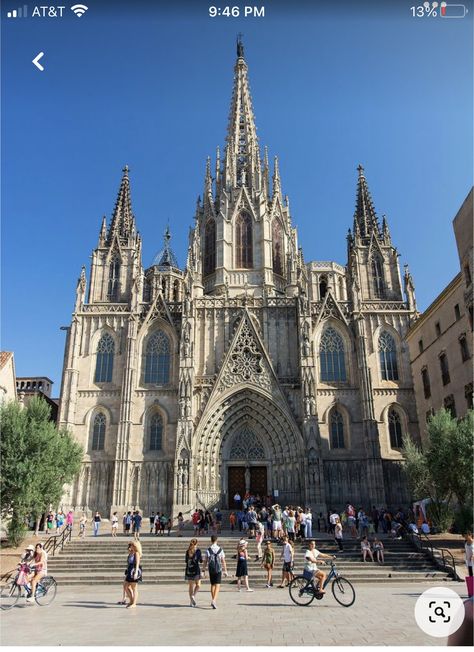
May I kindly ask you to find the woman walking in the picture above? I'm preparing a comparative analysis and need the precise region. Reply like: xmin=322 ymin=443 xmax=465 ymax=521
xmin=123 ymin=541 xmax=142 ymax=608
xmin=262 ymin=540 xmax=275 ymax=588
xmin=255 ymin=521 xmax=264 ymax=560
xmin=177 ymin=512 xmax=185 ymax=537
xmin=235 ymin=540 xmax=253 ymax=592
xmin=373 ymin=537 xmax=385 ymax=564
xmin=185 ymin=538 xmax=203 ymax=606
xmin=111 ymin=512 xmax=119 ymax=538
xmin=334 ymin=517 xmax=344 ymax=551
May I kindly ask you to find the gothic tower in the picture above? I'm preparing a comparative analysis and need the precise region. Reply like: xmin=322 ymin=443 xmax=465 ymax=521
xmin=59 ymin=38 xmax=419 ymax=519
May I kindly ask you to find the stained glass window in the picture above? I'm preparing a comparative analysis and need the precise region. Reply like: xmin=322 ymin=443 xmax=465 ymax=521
xmin=92 ymin=413 xmax=106 ymax=451
xmin=379 ymin=331 xmax=399 ymax=381
xmin=320 ymin=327 xmax=346 ymax=382
xmin=94 ymin=333 xmax=115 ymax=383
xmin=272 ymin=220 xmax=283 ymax=275
xmin=236 ymin=212 xmax=253 ymax=269
xmin=145 ymin=331 xmax=170 ymax=384
xmin=388 ymin=409 xmax=403 ymax=448
xmin=330 ymin=410 xmax=345 ymax=448
xmin=204 ymin=218 xmax=216 ymax=275
xmin=149 ymin=413 xmax=163 ymax=450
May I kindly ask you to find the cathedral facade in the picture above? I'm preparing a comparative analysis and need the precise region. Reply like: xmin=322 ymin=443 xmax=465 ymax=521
xmin=59 ymin=40 xmax=419 ymax=518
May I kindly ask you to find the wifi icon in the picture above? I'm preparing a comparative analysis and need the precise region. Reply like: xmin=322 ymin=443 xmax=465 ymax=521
xmin=71 ymin=4 xmax=88 ymax=17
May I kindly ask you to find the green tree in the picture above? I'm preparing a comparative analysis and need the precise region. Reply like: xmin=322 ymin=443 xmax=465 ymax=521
xmin=0 ymin=397 xmax=83 ymax=546
xmin=403 ymin=408 xmax=474 ymax=531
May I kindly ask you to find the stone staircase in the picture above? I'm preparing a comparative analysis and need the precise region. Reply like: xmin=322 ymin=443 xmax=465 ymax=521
xmin=45 ymin=531 xmax=456 ymax=586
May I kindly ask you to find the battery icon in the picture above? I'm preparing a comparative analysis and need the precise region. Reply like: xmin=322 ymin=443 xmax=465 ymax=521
xmin=440 ymin=2 xmax=468 ymax=16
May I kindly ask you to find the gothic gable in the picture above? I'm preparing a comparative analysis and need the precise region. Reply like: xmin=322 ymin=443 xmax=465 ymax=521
xmin=138 ymin=291 xmax=176 ymax=335
xmin=314 ymin=290 xmax=349 ymax=328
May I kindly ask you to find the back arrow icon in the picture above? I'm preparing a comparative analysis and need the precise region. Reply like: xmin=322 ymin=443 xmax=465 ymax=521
xmin=32 ymin=52 xmax=45 ymax=71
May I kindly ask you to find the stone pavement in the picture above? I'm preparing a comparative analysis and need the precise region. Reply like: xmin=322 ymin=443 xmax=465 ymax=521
xmin=0 ymin=581 xmax=468 ymax=646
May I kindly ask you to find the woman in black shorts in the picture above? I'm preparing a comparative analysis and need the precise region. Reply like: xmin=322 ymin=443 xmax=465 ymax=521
xmin=235 ymin=541 xmax=253 ymax=592
xmin=185 ymin=538 xmax=202 ymax=607
xmin=123 ymin=541 xmax=142 ymax=608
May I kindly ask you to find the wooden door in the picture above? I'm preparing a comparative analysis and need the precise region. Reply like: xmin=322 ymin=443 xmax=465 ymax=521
xmin=250 ymin=466 xmax=267 ymax=498
xmin=228 ymin=467 xmax=245 ymax=508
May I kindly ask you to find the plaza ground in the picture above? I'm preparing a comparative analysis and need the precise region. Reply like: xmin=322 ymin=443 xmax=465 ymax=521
xmin=0 ymin=581 xmax=468 ymax=646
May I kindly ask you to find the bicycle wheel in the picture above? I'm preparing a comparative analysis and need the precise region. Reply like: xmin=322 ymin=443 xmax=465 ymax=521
xmin=331 ymin=576 xmax=355 ymax=607
xmin=0 ymin=581 xmax=21 ymax=610
xmin=288 ymin=576 xmax=315 ymax=606
xmin=35 ymin=577 xmax=57 ymax=606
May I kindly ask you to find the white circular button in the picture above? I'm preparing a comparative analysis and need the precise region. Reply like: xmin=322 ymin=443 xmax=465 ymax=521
xmin=414 ymin=587 xmax=465 ymax=638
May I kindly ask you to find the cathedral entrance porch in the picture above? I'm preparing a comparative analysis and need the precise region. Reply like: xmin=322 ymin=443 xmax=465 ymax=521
xmin=226 ymin=463 xmax=268 ymax=508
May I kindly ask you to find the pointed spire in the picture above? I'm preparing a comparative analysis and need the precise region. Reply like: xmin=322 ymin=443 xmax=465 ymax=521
xmin=273 ymin=156 xmax=282 ymax=197
xmin=353 ymin=164 xmax=379 ymax=240
xmin=223 ymin=38 xmax=261 ymax=192
xmin=215 ymin=146 xmax=221 ymax=192
xmin=98 ymin=215 xmax=107 ymax=246
xmin=107 ymin=165 xmax=135 ymax=245
xmin=152 ymin=226 xmax=179 ymax=269
xmin=204 ymin=156 xmax=212 ymax=196
xmin=382 ymin=214 xmax=391 ymax=244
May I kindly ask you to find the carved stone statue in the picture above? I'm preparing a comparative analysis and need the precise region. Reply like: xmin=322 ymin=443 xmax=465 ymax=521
xmin=303 ymin=333 xmax=311 ymax=357
xmin=245 ymin=465 xmax=251 ymax=492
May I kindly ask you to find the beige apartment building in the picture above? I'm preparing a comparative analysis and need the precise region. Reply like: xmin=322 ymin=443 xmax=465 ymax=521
xmin=406 ymin=189 xmax=473 ymax=440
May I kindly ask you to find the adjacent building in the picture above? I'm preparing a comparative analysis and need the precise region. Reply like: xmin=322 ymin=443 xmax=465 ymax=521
xmin=16 ymin=376 xmax=59 ymax=422
xmin=406 ymin=189 xmax=473 ymax=439
xmin=59 ymin=39 xmax=420 ymax=518
xmin=0 ymin=352 xmax=17 ymax=404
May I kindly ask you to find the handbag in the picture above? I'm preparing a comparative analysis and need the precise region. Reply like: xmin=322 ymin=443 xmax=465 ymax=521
xmin=466 ymin=575 xmax=473 ymax=598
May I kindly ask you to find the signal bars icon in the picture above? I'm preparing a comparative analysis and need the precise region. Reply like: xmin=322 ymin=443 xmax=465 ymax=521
xmin=71 ymin=4 xmax=88 ymax=17
xmin=7 ymin=4 xmax=27 ymax=18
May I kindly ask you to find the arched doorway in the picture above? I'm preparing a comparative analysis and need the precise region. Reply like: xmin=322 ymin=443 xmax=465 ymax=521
xmin=225 ymin=425 xmax=268 ymax=508
xmin=192 ymin=388 xmax=305 ymax=509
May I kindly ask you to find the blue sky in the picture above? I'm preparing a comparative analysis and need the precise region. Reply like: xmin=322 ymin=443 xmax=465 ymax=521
xmin=2 ymin=0 xmax=473 ymax=392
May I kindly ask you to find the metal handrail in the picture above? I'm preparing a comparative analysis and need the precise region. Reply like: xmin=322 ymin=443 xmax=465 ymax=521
xmin=405 ymin=531 xmax=461 ymax=581
xmin=43 ymin=525 xmax=72 ymax=557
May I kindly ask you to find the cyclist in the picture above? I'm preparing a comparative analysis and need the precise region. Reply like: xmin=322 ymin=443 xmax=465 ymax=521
xmin=26 ymin=543 xmax=47 ymax=603
xmin=304 ymin=540 xmax=335 ymax=595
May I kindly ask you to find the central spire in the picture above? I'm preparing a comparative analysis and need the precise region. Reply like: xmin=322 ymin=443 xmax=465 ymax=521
xmin=223 ymin=35 xmax=261 ymax=192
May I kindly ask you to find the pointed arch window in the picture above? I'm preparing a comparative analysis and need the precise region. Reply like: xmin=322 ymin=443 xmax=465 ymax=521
xmin=204 ymin=218 xmax=216 ymax=276
xmin=107 ymin=255 xmax=120 ymax=301
xmin=388 ymin=408 xmax=403 ymax=448
xmin=144 ymin=330 xmax=170 ymax=384
xmin=320 ymin=327 xmax=346 ymax=382
xmin=149 ymin=413 xmax=163 ymax=451
xmin=272 ymin=219 xmax=283 ymax=275
xmin=330 ymin=409 xmax=345 ymax=449
xmin=379 ymin=331 xmax=399 ymax=381
xmin=319 ymin=275 xmax=328 ymax=299
xmin=91 ymin=412 xmax=106 ymax=451
xmin=235 ymin=212 xmax=253 ymax=269
xmin=371 ymin=254 xmax=385 ymax=299
xmin=94 ymin=333 xmax=115 ymax=383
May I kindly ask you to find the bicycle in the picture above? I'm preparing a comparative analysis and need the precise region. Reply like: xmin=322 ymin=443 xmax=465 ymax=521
xmin=0 ymin=565 xmax=57 ymax=610
xmin=288 ymin=560 xmax=355 ymax=607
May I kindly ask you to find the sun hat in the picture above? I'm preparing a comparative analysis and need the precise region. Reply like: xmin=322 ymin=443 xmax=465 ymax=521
xmin=25 ymin=545 xmax=34 ymax=551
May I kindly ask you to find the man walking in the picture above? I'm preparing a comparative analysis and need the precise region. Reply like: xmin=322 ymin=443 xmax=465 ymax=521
xmin=93 ymin=511 xmax=101 ymax=536
xmin=202 ymin=535 xmax=228 ymax=609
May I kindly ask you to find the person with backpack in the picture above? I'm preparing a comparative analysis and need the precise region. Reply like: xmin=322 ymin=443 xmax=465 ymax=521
xmin=185 ymin=538 xmax=203 ymax=607
xmin=202 ymin=535 xmax=228 ymax=609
